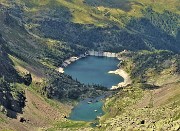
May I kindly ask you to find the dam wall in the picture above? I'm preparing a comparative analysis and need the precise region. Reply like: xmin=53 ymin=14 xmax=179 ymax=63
xmin=88 ymin=50 xmax=118 ymax=57
xmin=61 ymin=50 xmax=118 ymax=68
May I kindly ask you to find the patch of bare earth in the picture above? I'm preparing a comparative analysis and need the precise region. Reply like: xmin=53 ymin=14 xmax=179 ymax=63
xmin=135 ymin=82 xmax=180 ymax=108
xmin=0 ymin=89 xmax=72 ymax=131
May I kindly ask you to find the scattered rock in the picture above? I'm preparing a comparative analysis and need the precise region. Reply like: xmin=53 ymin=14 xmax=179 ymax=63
xmin=141 ymin=120 xmax=145 ymax=124
xmin=88 ymin=100 xmax=92 ymax=104
xmin=18 ymin=116 xmax=26 ymax=123
xmin=0 ymin=105 xmax=7 ymax=114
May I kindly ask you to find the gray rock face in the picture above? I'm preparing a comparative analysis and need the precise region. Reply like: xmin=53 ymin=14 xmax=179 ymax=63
xmin=0 ymin=80 xmax=26 ymax=118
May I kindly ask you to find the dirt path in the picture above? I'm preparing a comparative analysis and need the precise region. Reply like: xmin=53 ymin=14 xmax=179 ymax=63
xmin=22 ymin=89 xmax=71 ymax=129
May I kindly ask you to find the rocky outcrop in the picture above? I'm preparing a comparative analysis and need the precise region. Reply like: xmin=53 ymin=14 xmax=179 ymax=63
xmin=0 ymin=79 xmax=26 ymax=118
xmin=62 ymin=56 xmax=80 ymax=67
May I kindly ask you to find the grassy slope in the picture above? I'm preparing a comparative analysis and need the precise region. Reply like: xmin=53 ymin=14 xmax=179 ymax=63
xmin=121 ymin=50 xmax=180 ymax=85
xmin=98 ymin=82 xmax=180 ymax=130
xmin=24 ymin=0 xmax=180 ymax=24
xmin=1 ymin=0 xmax=179 ymax=26
xmin=20 ymin=0 xmax=180 ymax=24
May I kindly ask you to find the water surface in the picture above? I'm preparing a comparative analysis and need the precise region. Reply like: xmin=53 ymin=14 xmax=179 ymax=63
xmin=64 ymin=56 xmax=123 ymax=88
xmin=69 ymin=96 xmax=104 ymax=121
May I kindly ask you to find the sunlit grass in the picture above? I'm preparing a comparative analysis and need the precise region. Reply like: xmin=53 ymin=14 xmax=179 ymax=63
xmin=46 ymin=120 xmax=90 ymax=131
xmin=3 ymin=0 xmax=179 ymax=26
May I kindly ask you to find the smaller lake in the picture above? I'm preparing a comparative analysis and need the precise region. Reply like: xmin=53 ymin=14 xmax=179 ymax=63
xmin=69 ymin=96 xmax=104 ymax=121
xmin=64 ymin=56 xmax=124 ymax=88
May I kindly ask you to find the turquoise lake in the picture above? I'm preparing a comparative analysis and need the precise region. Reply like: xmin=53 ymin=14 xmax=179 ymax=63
xmin=64 ymin=56 xmax=124 ymax=88
xmin=64 ymin=56 xmax=124 ymax=121
xmin=68 ymin=96 xmax=105 ymax=121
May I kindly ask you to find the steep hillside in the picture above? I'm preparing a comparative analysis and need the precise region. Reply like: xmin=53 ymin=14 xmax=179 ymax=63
xmin=120 ymin=50 xmax=180 ymax=85
xmin=98 ymin=82 xmax=180 ymax=130
xmin=1 ymin=0 xmax=179 ymax=52
xmin=0 ymin=86 xmax=72 ymax=131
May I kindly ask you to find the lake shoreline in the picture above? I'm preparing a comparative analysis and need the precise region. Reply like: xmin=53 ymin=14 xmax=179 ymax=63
xmin=57 ymin=50 xmax=131 ymax=89
xmin=57 ymin=51 xmax=118 ymax=73
xmin=108 ymin=69 xmax=132 ymax=90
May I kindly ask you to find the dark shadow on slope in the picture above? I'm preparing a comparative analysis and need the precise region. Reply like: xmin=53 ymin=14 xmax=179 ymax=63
xmin=126 ymin=17 xmax=180 ymax=53
xmin=36 ymin=17 xmax=180 ymax=53
xmin=34 ymin=19 xmax=150 ymax=52
xmin=26 ymin=6 xmax=180 ymax=53
xmin=0 ymin=79 xmax=26 ymax=119
xmin=0 ymin=34 xmax=22 ymax=83
xmin=140 ymin=84 xmax=160 ymax=90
